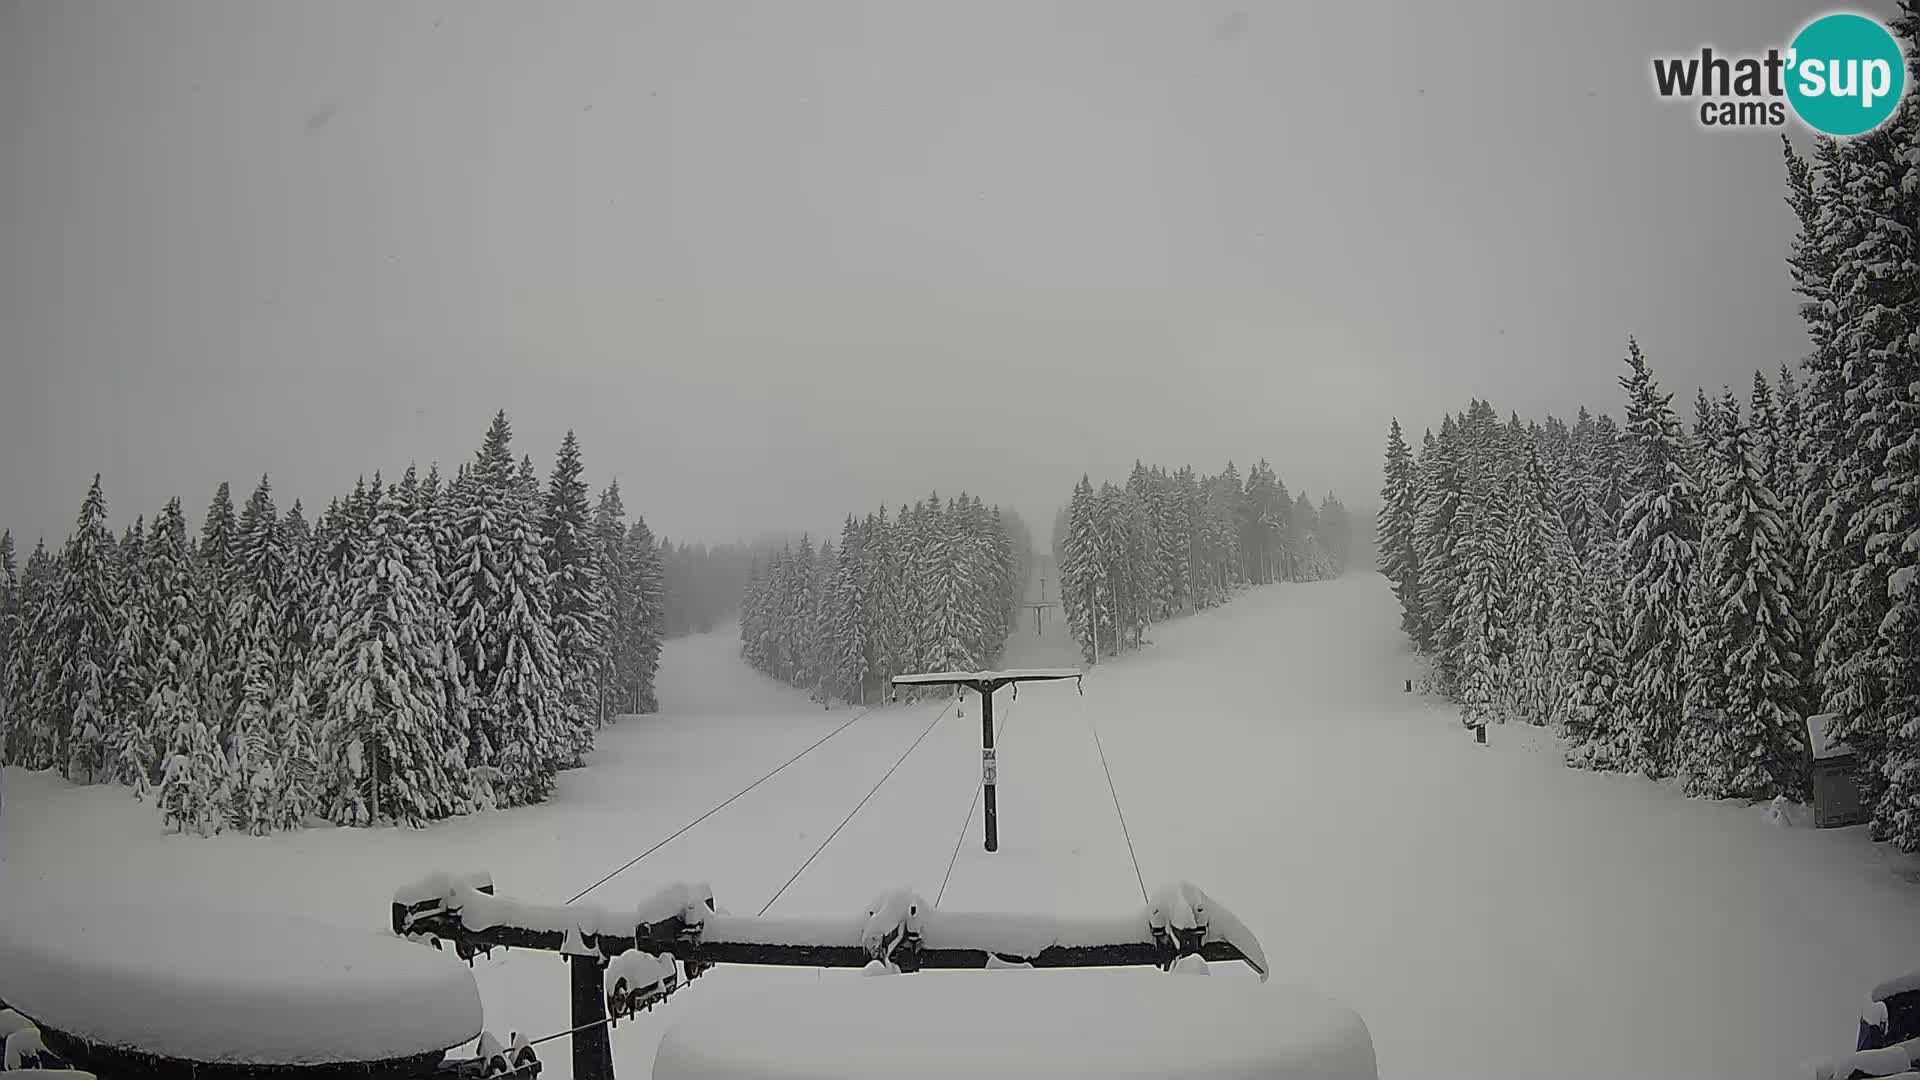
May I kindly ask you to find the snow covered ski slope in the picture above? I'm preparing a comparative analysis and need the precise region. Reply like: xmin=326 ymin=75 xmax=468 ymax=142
xmin=7 ymin=574 xmax=1920 ymax=1078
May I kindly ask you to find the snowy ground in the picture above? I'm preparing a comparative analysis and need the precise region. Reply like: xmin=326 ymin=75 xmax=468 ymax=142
xmin=7 ymin=574 xmax=1920 ymax=1079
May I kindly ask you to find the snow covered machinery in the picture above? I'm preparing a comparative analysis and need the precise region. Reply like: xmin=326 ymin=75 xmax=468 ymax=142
xmin=889 ymin=668 xmax=1083 ymax=852
xmin=391 ymin=871 xmax=1273 ymax=1080
xmin=0 ymin=893 xmax=536 ymax=1080
xmin=1808 ymin=967 xmax=1920 ymax=1080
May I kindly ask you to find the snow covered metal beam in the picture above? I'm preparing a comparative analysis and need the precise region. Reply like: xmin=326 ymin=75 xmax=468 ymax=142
xmin=391 ymin=874 xmax=1266 ymax=980
xmin=888 ymin=667 xmax=1083 ymax=850
xmin=890 ymin=668 xmax=1082 ymax=687
xmin=393 ymin=873 xmax=1265 ymax=1079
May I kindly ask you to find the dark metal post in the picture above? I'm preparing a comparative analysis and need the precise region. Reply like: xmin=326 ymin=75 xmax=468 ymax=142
xmin=571 ymin=954 xmax=614 ymax=1080
xmin=980 ymin=682 xmax=998 ymax=852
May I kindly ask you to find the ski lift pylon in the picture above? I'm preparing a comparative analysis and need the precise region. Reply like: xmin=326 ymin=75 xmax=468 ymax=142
xmin=888 ymin=669 xmax=1083 ymax=852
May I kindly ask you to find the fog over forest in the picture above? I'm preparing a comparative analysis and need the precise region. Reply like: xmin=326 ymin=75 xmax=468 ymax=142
xmin=1 ymin=0 xmax=1816 ymax=554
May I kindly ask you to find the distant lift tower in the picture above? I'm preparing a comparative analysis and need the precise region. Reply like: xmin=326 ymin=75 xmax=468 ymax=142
xmin=1022 ymin=571 xmax=1059 ymax=634
xmin=1021 ymin=599 xmax=1058 ymax=634
xmin=890 ymin=668 xmax=1083 ymax=852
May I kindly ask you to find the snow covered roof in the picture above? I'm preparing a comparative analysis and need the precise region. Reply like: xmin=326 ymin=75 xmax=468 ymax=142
xmin=0 ymin=893 xmax=482 ymax=1066
xmin=652 ymin=973 xmax=1375 ymax=1079
xmin=891 ymin=668 xmax=1082 ymax=686
xmin=1873 ymin=968 xmax=1920 ymax=1003
xmin=1807 ymin=713 xmax=1856 ymax=761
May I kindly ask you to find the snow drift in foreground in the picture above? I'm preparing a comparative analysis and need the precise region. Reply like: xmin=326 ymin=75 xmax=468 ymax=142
xmin=650 ymin=971 xmax=1375 ymax=1080
xmin=6 ymin=582 xmax=1920 ymax=1079
xmin=0 ymin=892 xmax=482 ymax=1065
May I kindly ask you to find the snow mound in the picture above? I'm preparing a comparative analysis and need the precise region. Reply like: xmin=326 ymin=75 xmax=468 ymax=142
xmin=1763 ymin=796 xmax=1814 ymax=827
xmin=0 ymin=892 xmax=482 ymax=1066
xmin=0 ymin=1008 xmax=35 ymax=1041
xmin=651 ymin=972 xmax=1374 ymax=1079
xmin=5 ymin=1025 xmax=52 ymax=1069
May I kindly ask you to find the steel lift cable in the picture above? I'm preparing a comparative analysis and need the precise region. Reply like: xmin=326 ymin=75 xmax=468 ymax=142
xmin=566 ymin=702 xmax=886 ymax=905
xmin=1087 ymin=700 xmax=1150 ymax=907
xmin=757 ymin=696 xmax=960 ymax=917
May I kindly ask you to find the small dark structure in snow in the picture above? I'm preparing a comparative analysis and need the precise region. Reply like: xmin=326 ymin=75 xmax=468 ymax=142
xmin=1811 ymin=965 xmax=1920 ymax=1078
xmin=1806 ymin=713 xmax=1866 ymax=829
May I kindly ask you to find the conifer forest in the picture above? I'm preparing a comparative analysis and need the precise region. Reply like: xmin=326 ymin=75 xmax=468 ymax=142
xmin=1056 ymin=462 xmax=1354 ymax=663
xmin=0 ymin=412 xmax=677 ymax=834
xmin=12 ymin=4 xmax=1920 ymax=1077
xmin=1376 ymin=124 xmax=1920 ymax=853
xmin=737 ymin=499 xmax=1034 ymax=705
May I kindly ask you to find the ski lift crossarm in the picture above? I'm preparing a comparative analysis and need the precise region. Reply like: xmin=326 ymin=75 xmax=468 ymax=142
xmin=391 ymin=873 xmax=1266 ymax=980
xmin=394 ymin=873 xmax=1265 ymax=1080
xmin=890 ymin=668 xmax=1083 ymax=692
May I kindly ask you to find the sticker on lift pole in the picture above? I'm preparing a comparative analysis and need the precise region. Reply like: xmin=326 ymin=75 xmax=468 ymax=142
xmin=982 ymin=748 xmax=997 ymax=784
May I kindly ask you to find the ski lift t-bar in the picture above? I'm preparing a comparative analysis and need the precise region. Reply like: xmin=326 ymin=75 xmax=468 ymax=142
xmin=889 ymin=668 xmax=1083 ymax=852
xmin=392 ymin=872 xmax=1266 ymax=1080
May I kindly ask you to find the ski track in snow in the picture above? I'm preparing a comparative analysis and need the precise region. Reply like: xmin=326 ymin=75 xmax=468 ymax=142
xmin=7 ymin=575 xmax=1920 ymax=1079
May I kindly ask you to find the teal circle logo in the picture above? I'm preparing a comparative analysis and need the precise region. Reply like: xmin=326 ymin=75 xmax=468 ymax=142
xmin=1787 ymin=13 xmax=1905 ymax=136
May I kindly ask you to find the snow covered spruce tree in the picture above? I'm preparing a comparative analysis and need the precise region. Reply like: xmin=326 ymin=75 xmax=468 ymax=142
xmin=225 ymin=475 xmax=300 ymax=832
xmin=1562 ymin=537 xmax=1628 ymax=768
xmin=147 ymin=498 xmax=220 ymax=830
xmin=1614 ymin=341 xmax=1702 ymax=780
xmin=195 ymin=481 xmax=242 ymax=758
xmin=591 ymin=481 xmax=632 ymax=723
xmin=1414 ymin=419 xmax=1467 ymax=694
xmin=1501 ymin=443 xmax=1576 ymax=726
xmin=1828 ymin=14 xmax=1920 ymax=848
xmin=831 ymin=515 xmax=872 ymax=703
xmin=1679 ymin=393 xmax=1731 ymax=794
xmin=540 ymin=431 xmax=605 ymax=762
xmin=104 ymin=515 xmax=156 ymax=794
xmin=1061 ymin=476 xmax=1103 ymax=663
xmin=1779 ymin=88 xmax=1920 ymax=846
xmin=4 ymin=540 xmax=59 ymax=767
xmin=1694 ymin=387 xmax=1807 ymax=801
xmin=738 ymin=492 xmax=1019 ymax=699
xmin=30 ymin=476 xmax=122 ymax=782
xmin=587 ymin=480 xmax=664 ymax=720
xmin=623 ymin=516 xmax=666 ymax=714
xmin=0 ymin=531 xmax=16 ymax=754
xmin=450 ymin=412 xmax=565 ymax=807
xmin=321 ymin=473 xmax=471 ymax=825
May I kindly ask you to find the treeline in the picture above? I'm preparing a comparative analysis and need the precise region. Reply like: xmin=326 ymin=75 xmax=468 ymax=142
xmin=1058 ymin=460 xmax=1353 ymax=663
xmin=739 ymin=496 xmax=1031 ymax=704
xmin=1379 ymin=352 xmax=1828 ymax=807
xmin=0 ymin=411 xmax=664 ymax=835
xmin=1382 ymin=55 xmax=1920 ymax=851
xmin=659 ymin=540 xmax=761 ymax=637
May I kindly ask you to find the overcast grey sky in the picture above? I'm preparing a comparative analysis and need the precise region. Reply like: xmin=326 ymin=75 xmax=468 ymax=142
xmin=0 ymin=0 xmax=1839 ymax=549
